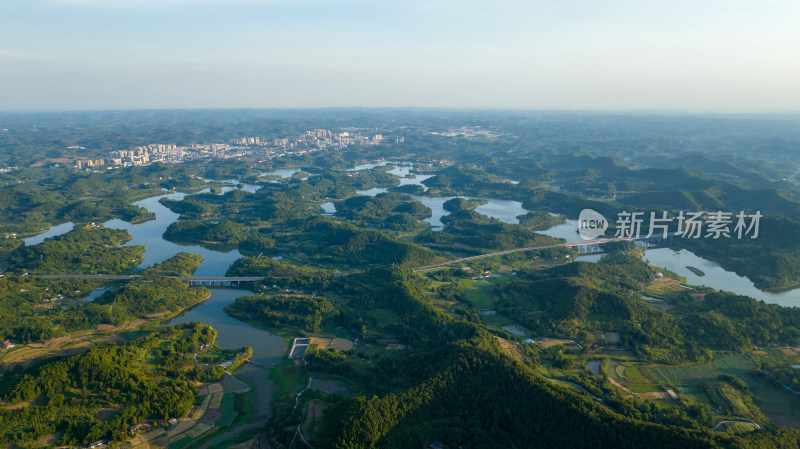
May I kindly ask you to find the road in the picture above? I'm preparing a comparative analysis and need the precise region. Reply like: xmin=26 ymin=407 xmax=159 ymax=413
xmin=710 ymin=420 xmax=761 ymax=431
xmin=39 ymin=274 xmax=265 ymax=282
xmin=539 ymin=374 xmax=614 ymax=411
xmin=37 ymin=236 xmax=654 ymax=277
xmin=40 ymin=274 xmax=142 ymax=280
xmin=413 ymin=236 xmax=636 ymax=271
xmin=38 ymin=236 xmax=648 ymax=278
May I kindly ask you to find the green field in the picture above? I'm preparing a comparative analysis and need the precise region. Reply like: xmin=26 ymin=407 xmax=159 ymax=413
xmin=456 ymin=276 xmax=514 ymax=309
xmin=216 ymin=394 xmax=237 ymax=427
xmin=706 ymin=381 xmax=765 ymax=423
xmin=606 ymin=362 xmax=665 ymax=393
xmin=634 ymin=354 xmax=800 ymax=426
xmin=606 ymin=360 xmax=623 ymax=381
xmin=459 ymin=278 xmax=495 ymax=309
xmin=120 ymin=329 xmax=151 ymax=341
xmin=716 ymin=422 xmax=758 ymax=434
xmin=270 ymin=359 xmax=308 ymax=398
xmin=640 ymin=354 xmax=754 ymax=387
xmin=452 ymin=277 xmax=522 ymax=329
xmin=621 ymin=364 xmax=648 ymax=382
xmin=481 ymin=312 xmax=517 ymax=328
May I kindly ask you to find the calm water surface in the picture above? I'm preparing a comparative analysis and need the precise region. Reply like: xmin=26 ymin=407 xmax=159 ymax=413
xmin=537 ymin=219 xmax=800 ymax=306
xmin=23 ymin=165 xmax=800 ymax=310
xmin=99 ymin=189 xmax=287 ymax=418
xmin=644 ymin=248 xmax=800 ymax=307
xmin=23 ymin=222 xmax=74 ymax=245
xmin=165 ymin=288 xmax=285 ymax=419
xmin=104 ymin=193 xmax=244 ymax=275
xmin=166 ymin=289 xmax=285 ymax=367
xmin=261 ymin=168 xmax=314 ymax=182
xmin=351 ymin=162 xmax=528 ymax=229
xmin=320 ymin=201 xmax=336 ymax=215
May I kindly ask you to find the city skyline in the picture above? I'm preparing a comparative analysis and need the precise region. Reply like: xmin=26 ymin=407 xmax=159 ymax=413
xmin=1 ymin=0 xmax=799 ymax=112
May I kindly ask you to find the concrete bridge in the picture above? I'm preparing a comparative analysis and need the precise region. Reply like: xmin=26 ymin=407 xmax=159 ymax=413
xmin=40 ymin=274 xmax=264 ymax=286
xmin=413 ymin=233 xmax=676 ymax=272
xmin=180 ymin=276 xmax=264 ymax=286
xmin=37 ymin=233 xmax=678 ymax=279
xmin=244 ymin=359 xmax=271 ymax=370
xmin=40 ymin=274 xmax=141 ymax=280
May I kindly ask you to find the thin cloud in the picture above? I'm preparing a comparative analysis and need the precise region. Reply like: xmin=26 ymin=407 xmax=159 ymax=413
xmin=50 ymin=0 xmax=379 ymax=7
xmin=0 ymin=50 xmax=55 ymax=61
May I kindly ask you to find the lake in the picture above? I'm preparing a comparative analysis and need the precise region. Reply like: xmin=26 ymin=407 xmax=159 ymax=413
xmin=165 ymin=288 xmax=285 ymax=420
xmin=21 ymin=164 xmax=800 ymax=311
xmin=104 ymin=193 xmax=244 ymax=275
xmin=351 ymin=162 xmax=529 ymax=229
xmin=23 ymin=222 xmax=74 ymax=246
xmin=643 ymin=248 xmax=800 ymax=307
xmin=320 ymin=201 xmax=336 ymax=215
xmin=98 ymin=189 xmax=286 ymax=420
xmin=537 ymin=219 xmax=800 ymax=306
xmin=261 ymin=168 xmax=314 ymax=182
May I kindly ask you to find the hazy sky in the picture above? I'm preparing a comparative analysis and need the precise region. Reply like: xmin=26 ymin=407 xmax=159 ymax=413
xmin=1 ymin=0 xmax=799 ymax=111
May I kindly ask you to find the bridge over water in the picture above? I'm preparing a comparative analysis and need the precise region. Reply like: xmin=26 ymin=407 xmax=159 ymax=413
xmin=413 ymin=233 xmax=677 ymax=272
xmin=36 ymin=233 xmax=676 ymax=279
xmin=181 ymin=276 xmax=264 ymax=286
xmin=40 ymin=274 xmax=265 ymax=285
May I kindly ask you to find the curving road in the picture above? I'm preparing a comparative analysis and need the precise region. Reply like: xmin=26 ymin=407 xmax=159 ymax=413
xmin=710 ymin=420 xmax=761 ymax=431
xmin=413 ymin=237 xmax=636 ymax=271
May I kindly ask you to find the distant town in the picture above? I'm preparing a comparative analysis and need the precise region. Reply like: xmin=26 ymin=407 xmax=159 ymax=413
xmin=75 ymin=128 xmax=402 ymax=170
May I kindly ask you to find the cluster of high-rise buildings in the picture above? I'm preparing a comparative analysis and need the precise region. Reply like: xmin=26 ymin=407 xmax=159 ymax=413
xmin=106 ymin=144 xmax=190 ymax=166
xmin=75 ymin=159 xmax=105 ymax=170
xmin=430 ymin=126 xmax=497 ymax=138
xmin=235 ymin=129 xmax=386 ymax=151
xmin=87 ymin=128 xmax=400 ymax=170
xmin=76 ymin=144 xmax=186 ymax=169
xmin=236 ymin=137 xmax=261 ymax=145
xmin=293 ymin=129 xmax=391 ymax=148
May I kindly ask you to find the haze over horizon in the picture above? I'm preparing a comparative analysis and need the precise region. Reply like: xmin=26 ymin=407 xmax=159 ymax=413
xmin=1 ymin=0 xmax=799 ymax=112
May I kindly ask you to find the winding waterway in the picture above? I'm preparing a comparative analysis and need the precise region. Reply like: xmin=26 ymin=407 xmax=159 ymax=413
xmin=538 ymin=219 xmax=800 ymax=307
xmin=98 ymin=188 xmax=287 ymax=421
xmin=165 ymin=289 xmax=285 ymax=420
xmin=23 ymin=222 xmax=74 ymax=246
xmin=351 ymin=162 xmax=527 ymax=229
xmin=22 ymin=165 xmax=800 ymax=310
xmin=17 ymin=161 xmax=794 ymax=440
xmin=642 ymin=248 xmax=800 ymax=307
xmin=103 ymin=193 xmax=244 ymax=275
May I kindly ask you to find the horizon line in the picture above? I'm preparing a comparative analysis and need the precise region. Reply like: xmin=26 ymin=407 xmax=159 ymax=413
xmin=2 ymin=106 xmax=800 ymax=117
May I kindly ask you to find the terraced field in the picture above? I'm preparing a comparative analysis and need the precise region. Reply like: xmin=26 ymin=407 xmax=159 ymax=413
xmin=639 ymin=354 xmax=754 ymax=387
xmin=128 ymin=380 xmax=246 ymax=449
xmin=604 ymin=361 xmax=672 ymax=398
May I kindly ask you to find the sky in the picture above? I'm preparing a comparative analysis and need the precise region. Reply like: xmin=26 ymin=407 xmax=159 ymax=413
xmin=1 ymin=0 xmax=799 ymax=112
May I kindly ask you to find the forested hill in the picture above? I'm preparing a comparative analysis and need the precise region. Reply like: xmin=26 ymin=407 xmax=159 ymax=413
xmin=305 ymin=268 xmax=800 ymax=449
xmin=318 ymin=332 xmax=800 ymax=449
xmin=321 ymin=341 xmax=713 ymax=449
